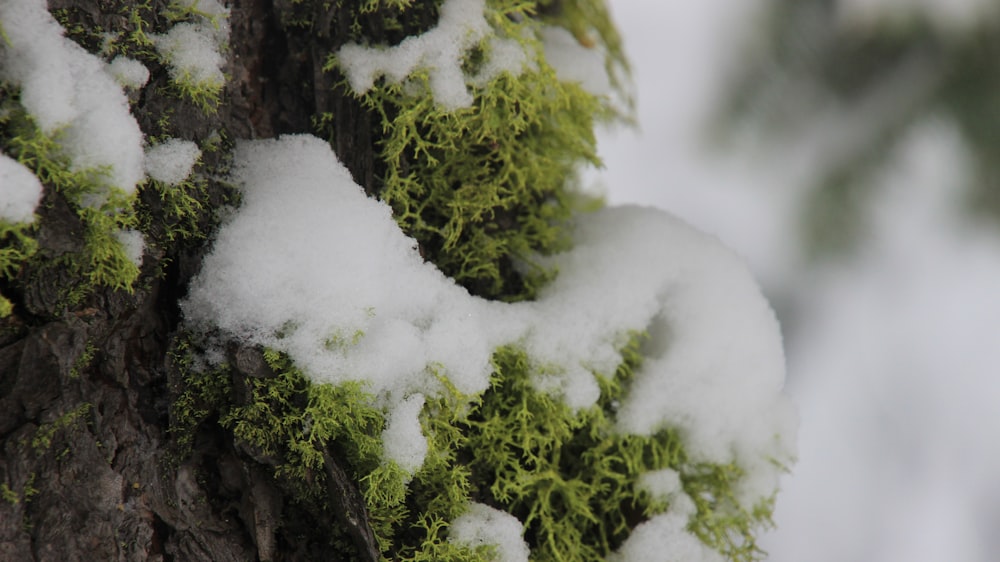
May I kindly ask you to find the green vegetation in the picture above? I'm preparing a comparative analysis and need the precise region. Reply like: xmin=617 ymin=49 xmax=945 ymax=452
xmin=0 ymin=101 xmax=141 ymax=309
xmin=328 ymin=0 xmax=619 ymax=301
xmin=172 ymin=331 xmax=773 ymax=560
xmin=29 ymin=403 xmax=94 ymax=453
xmin=1 ymin=1 xmax=780 ymax=559
xmin=0 ymin=220 xmax=38 ymax=317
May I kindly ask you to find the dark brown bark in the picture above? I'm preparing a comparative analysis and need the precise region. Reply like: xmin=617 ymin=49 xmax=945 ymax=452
xmin=0 ymin=1 xmax=412 ymax=560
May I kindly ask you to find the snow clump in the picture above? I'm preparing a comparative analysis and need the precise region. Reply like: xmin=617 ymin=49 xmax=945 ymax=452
xmin=381 ymin=393 xmax=429 ymax=475
xmin=0 ymin=153 xmax=44 ymax=224
xmin=152 ymin=0 xmax=230 ymax=94
xmin=145 ymin=139 xmax=202 ymax=185
xmin=114 ymin=229 xmax=146 ymax=267
xmin=107 ymin=56 xmax=150 ymax=89
xmin=449 ymin=502 xmax=531 ymax=562
xmin=0 ymin=0 xmax=145 ymax=195
xmin=611 ymin=512 xmax=726 ymax=562
xmin=337 ymin=0 xmax=530 ymax=109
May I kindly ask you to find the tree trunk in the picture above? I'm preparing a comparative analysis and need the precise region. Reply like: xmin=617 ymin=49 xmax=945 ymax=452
xmin=1 ymin=1 xmax=395 ymax=559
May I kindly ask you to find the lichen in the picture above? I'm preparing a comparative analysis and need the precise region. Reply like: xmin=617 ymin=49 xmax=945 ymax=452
xmin=330 ymin=0 xmax=613 ymax=301
xmin=171 ymin=325 xmax=775 ymax=560
xmin=0 ymin=220 xmax=38 ymax=317
xmin=0 ymin=100 xmax=141 ymax=306
xmin=29 ymin=403 xmax=94 ymax=454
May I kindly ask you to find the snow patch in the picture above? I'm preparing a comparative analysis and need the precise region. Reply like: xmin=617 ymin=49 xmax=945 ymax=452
xmin=152 ymin=0 xmax=230 ymax=93
xmin=0 ymin=152 xmax=44 ymax=224
xmin=182 ymin=135 xmax=497 ymax=400
xmin=114 ymin=229 xmax=146 ymax=266
xmin=145 ymin=139 xmax=201 ymax=185
xmin=611 ymin=512 xmax=725 ymax=562
xmin=108 ymin=56 xmax=150 ymax=89
xmin=0 ymin=0 xmax=145 ymax=195
xmin=153 ymin=22 xmax=227 ymax=90
xmin=449 ymin=502 xmax=530 ymax=562
xmin=337 ymin=0 xmax=529 ymax=110
xmin=381 ymin=393 xmax=429 ymax=474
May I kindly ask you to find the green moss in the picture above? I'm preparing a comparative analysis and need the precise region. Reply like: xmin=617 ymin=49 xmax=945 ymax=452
xmin=29 ymin=403 xmax=93 ymax=454
xmin=162 ymin=0 xmax=225 ymax=25
xmin=332 ymin=1 xmax=610 ymax=301
xmin=458 ymin=337 xmax=774 ymax=561
xmin=69 ymin=340 xmax=98 ymax=379
xmin=165 ymin=71 xmax=224 ymax=115
xmin=0 ymin=100 xmax=140 ymax=307
xmin=1 ymin=482 xmax=19 ymax=505
xmin=0 ymin=221 xmax=38 ymax=318
xmin=173 ymin=327 xmax=775 ymax=560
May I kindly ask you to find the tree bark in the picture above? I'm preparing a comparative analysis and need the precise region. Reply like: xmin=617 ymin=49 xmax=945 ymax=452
xmin=0 ymin=1 xmax=401 ymax=559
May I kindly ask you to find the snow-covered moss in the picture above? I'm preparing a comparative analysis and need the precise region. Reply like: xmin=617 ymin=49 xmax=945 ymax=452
xmin=1 ymin=0 xmax=795 ymax=559
xmin=152 ymin=0 xmax=230 ymax=113
xmin=332 ymin=0 xmax=612 ymax=300
xmin=0 ymin=106 xmax=141 ymax=302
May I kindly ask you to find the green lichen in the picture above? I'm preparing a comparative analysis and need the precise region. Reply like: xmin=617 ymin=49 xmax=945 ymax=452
xmin=69 ymin=341 xmax=98 ymax=379
xmin=173 ymin=327 xmax=775 ymax=560
xmin=162 ymin=0 xmax=225 ymax=25
xmin=1 ymin=482 xmax=19 ymax=505
xmin=0 ymin=220 xmax=38 ymax=318
xmin=164 ymin=69 xmax=224 ymax=115
xmin=0 ymin=100 xmax=140 ymax=307
xmin=332 ymin=0 xmax=611 ymax=300
xmin=29 ymin=403 xmax=93 ymax=453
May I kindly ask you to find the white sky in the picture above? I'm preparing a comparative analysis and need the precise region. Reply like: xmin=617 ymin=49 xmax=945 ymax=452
xmin=599 ymin=1 xmax=1000 ymax=561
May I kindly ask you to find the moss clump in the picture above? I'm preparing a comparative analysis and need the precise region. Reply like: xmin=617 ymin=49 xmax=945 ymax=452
xmin=460 ymin=339 xmax=773 ymax=562
xmin=0 ymin=220 xmax=38 ymax=317
xmin=28 ymin=403 xmax=94 ymax=453
xmin=174 ymin=330 xmax=775 ymax=560
xmin=328 ymin=0 xmax=614 ymax=301
xmin=368 ymin=67 xmax=603 ymax=300
xmin=0 ymin=100 xmax=141 ymax=307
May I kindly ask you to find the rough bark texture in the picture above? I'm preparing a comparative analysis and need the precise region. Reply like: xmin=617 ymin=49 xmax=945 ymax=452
xmin=0 ymin=1 xmax=406 ymax=560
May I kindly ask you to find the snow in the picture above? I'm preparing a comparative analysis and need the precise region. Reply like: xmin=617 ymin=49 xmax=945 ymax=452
xmin=449 ymin=502 xmax=530 ymax=562
xmin=152 ymin=0 xmax=230 ymax=94
xmin=144 ymin=139 xmax=201 ymax=185
xmin=381 ymin=393 xmax=428 ymax=474
xmin=107 ymin=56 xmax=150 ymax=89
xmin=0 ymin=152 xmax=44 ymax=224
xmin=114 ymin=229 xmax=145 ymax=266
xmin=182 ymin=134 xmax=496 ymax=400
xmin=337 ymin=0 xmax=529 ymax=110
xmin=182 ymin=133 xmax=794 ymax=521
xmin=152 ymin=22 xmax=227 ymax=91
xmin=611 ymin=512 xmax=724 ymax=562
xmin=0 ymin=0 xmax=145 ymax=195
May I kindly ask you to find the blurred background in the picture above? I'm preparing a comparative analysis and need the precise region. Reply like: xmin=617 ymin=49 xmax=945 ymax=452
xmin=593 ymin=1 xmax=1000 ymax=560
